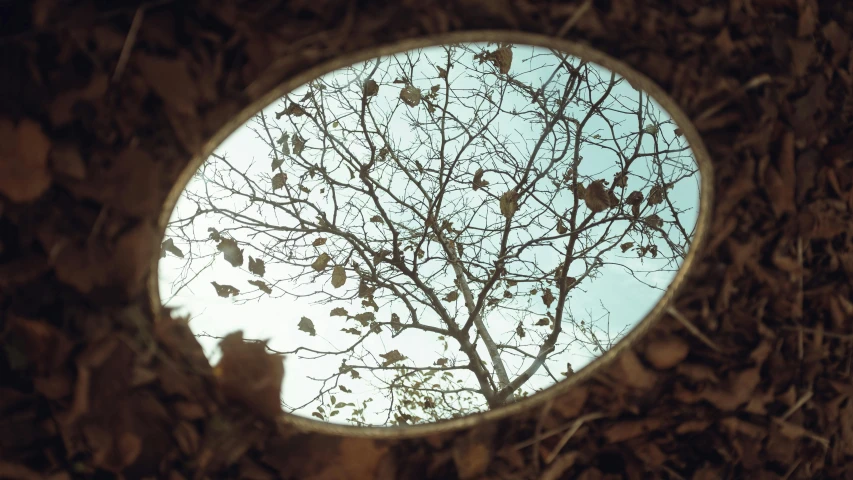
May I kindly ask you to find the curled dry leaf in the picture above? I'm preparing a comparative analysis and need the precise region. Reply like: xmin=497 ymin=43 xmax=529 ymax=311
xmin=0 ymin=118 xmax=52 ymax=202
xmin=499 ymin=190 xmax=519 ymax=219
xmin=516 ymin=322 xmax=525 ymax=338
xmin=472 ymin=168 xmax=489 ymax=190
xmin=535 ymin=318 xmax=550 ymax=326
xmin=400 ymin=85 xmax=421 ymax=107
xmin=437 ymin=66 xmax=448 ymax=78
xmin=380 ymin=350 xmax=406 ymax=366
xmin=331 ymin=265 xmax=347 ymax=288
xmin=556 ymin=220 xmax=568 ymax=234
xmin=248 ymin=256 xmax=265 ymax=276
xmin=161 ymin=238 xmax=184 ymax=258
xmin=277 ymin=103 xmax=306 ymax=118
xmin=211 ymin=282 xmax=240 ymax=297
xmin=217 ymin=238 xmax=244 ymax=267
xmin=443 ymin=290 xmax=459 ymax=302
xmin=363 ymin=79 xmax=379 ymax=97
xmin=298 ymin=317 xmax=316 ymax=336
xmin=369 ymin=215 xmax=383 ymax=223
xmin=248 ymin=280 xmax=272 ymax=294
xmin=272 ymin=172 xmax=286 ymax=191
xmin=644 ymin=214 xmax=664 ymax=229
xmin=542 ymin=288 xmax=555 ymax=307
xmin=647 ymin=185 xmax=664 ymax=205
xmin=312 ymin=237 xmax=327 ymax=246
xmin=311 ymin=253 xmax=331 ymax=271
xmin=292 ymin=135 xmax=305 ymax=156
xmin=391 ymin=313 xmax=402 ymax=333
xmin=626 ymin=190 xmax=644 ymax=205
xmin=584 ymin=179 xmax=611 ymax=213
xmin=613 ymin=172 xmax=628 ymax=188
xmin=621 ymin=242 xmax=634 ymax=252
xmin=434 ymin=358 xmax=448 ymax=366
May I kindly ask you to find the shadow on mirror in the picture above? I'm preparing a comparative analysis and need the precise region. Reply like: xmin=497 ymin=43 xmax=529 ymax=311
xmin=157 ymin=42 xmax=702 ymax=427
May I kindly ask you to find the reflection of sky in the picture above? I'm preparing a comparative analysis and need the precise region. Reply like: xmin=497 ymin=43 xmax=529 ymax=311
xmin=158 ymin=44 xmax=700 ymax=426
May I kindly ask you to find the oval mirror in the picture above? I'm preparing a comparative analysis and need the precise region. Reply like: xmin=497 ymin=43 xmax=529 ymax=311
xmin=157 ymin=42 xmax=704 ymax=427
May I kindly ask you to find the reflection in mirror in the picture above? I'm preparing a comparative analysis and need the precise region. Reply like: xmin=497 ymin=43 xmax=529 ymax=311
xmin=158 ymin=42 xmax=701 ymax=427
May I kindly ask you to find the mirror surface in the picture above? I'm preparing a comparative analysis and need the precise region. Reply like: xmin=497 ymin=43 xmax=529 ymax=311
xmin=158 ymin=42 xmax=702 ymax=427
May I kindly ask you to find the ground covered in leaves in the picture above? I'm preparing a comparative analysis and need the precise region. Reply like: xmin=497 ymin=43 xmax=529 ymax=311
xmin=2 ymin=0 xmax=853 ymax=479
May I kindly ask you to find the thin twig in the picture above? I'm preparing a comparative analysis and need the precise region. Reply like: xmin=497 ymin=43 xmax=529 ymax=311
xmin=556 ymin=0 xmax=593 ymax=38
xmin=780 ymin=390 xmax=813 ymax=420
xmin=112 ymin=6 xmax=146 ymax=82
xmin=666 ymin=306 xmax=722 ymax=352
xmin=544 ymin=412 xmax=607 ymax=464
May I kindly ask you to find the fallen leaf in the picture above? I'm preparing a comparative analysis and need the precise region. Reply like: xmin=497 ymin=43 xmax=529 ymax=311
xmin=215 ymin=331 xmax=284 ymax=419
xmin=211 ymin=282 xmax=240 ymax=297
xmin=644 ymin=336 xmax=690 ymax=369
xmin=298 ymin=317 xmax=316 ymax=336
xmin=331 ymin=265 xmax=347 ymax=288
xmin=0 ymin=118 xmax=52 ymax=202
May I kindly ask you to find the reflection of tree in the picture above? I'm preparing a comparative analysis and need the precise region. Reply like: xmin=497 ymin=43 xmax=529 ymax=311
xmin=161 ymin=44 xmax=698 ymax=426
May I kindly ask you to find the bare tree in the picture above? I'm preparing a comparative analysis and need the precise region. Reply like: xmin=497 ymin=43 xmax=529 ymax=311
xmin=160 ymin=43 xmax=699 ymax=426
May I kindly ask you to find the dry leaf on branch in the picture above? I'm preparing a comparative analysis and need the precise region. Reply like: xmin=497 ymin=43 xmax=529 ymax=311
xmin=556 ymin=220 xmax=568 ymax=234
xmin=499 ymin=190 xmax=519 ymax=218
xmin=161 ymin=238 xmax=184 ymax=258
xmin=217 ymin=238 xmax=244 ymax=267
xmin=330 ymin=307 xmax=349 ymax=317
xmin=370 ymin=215 xmax=383 ymax=223
xmin=647 ymin=185 xmax=664 ymax=205
xmin=444 ymin=290 xmax=459 ymax=302
xmin=535 ymin=318 xmax=550 ymax=326
xmin=644 ymin=215 xmax=664 ymax=229
xmin=248 ymin=280 xmax=272 ymax=294
xmin=248 ymin=256 xmax=265 ymax=276
xmin=542 ymin=288 xmax=555 ymax=307
xmin=331 ymin=265 xmax=347 ymax=288
xmin=311 ymin=253 xmax=331 ymax=271
xmin=212 ymin=282 xmax=240 ymax=297
xmin=277 ymin=103 xmax=306 ymax=118
xmin=516 ymin=322 xmax=525 ymax=338
xmin=472 ymin=168 xmax=489 ymax=190
xmin=584 ymin=179 xmax=611 ymax=213
xmin=298 ymin=317 xmax=316 ymax=336
xmin=620 ymin=242 xmax=634 ymax=252
xmin=312 ymin=237 xmax=327 ymax=246
xmin=626 ymin=190 xmax=644 ymax=205
xmin=363 ymin=79 xmax=379 ymax=98
xmin=613 ymin=172 xmax=628 ymax=188
xmin=272 ymin=172 xmax=286 ymax=191
xmin=400 ymin=85 xmax=421 ymax=107
xmin=437 ymin=66 xmax=448 ymax=78
xmin=354 ymin=312 xmax=375 ymax=326
xmin=380 ymin=350 xmax=406 ymax=366
xmin=391 ymin=313 xmax=402 ymax=333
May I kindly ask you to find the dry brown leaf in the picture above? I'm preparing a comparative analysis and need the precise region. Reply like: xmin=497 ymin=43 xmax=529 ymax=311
xmin=331 ymin=265 xmax=347 ymax=288
xmin=214 ymin=331 xmax=284 ymax=419
xmin=452 ymin=441 xmax=490 ymax=480
xmin=472 ymin=168 xmax=489 ymax=190
xmin=311 ymin=253 xmax=331 ymax=271
xmin=612 ymin=350 xmax=658 ymax=390
xmin=556 ymin=220 xmax=568 ymax=234
xmin=584 ymin=180 xmax=610 ymax=213
xmin=400 ymin=85 xmax=421 ymax=107
xmin=363 ymin=79 xmax=379 ymax=97
xmin=647 ymin=184 xmax=664 ymax=205
xmin=312 ymin=237 xmax=327 ymax=246
xmin=161 ymin=238 xmax=184 ymax=258
xmin=248 ymin=280 xmax=272 ymax=294
xmin=603 ymin=418 xmax=664 ymax=443
xmin=542 ymin=288 xmax=555 ymax=307
xmin=380 ymin=350 xmax=406 ymax=366
xmin=0 ymin=118 xmax=52 ymax=202
xmin=499 ymin=190 xmax=519 ymax=218
xmin=298 ymin=317 xmax=316 ymax=336
xmin=644 ymin=336 xmax=690 ymax=369
xmin=212 ymin=282 xmax=240 ymax=297
xmin=217 ymin=238 xmax=244 ymax=267
xmin=444 ymin=290 xmax=459 ymax=302
xmin=330 ymin=307 xmax=348 ymax=317
xmin=248 ymin=256 xmax=265 ymax=276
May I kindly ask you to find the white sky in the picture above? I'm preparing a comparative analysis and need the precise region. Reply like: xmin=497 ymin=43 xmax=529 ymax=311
xmin=157 ymin=43 xmax=700 ymax=427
